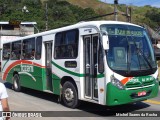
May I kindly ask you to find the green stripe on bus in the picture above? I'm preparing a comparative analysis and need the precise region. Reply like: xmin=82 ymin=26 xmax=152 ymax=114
xmin=51 ymin=61 xmax=104 ymax=78
xmin=51 ymin=61 xmax=85 ymax=77
xmin=52 ymin=74 xmax=61 ymax=95
xmin=97 ymin=73 xmax=104 ymax=78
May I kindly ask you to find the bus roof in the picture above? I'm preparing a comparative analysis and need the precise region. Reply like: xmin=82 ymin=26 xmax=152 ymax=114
xmin=2 ymin=21 xmax=143 ymax=43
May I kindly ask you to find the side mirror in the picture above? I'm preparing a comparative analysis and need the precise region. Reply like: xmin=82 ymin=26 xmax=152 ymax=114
xmin=101 ymin=31 xmax=109 ymax=50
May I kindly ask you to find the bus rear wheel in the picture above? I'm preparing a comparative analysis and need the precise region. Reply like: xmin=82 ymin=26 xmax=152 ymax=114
xmin=13 ymin=74 xmax=21 ymax=92
xmin=62 ymin=81 xmax=79 ymax=108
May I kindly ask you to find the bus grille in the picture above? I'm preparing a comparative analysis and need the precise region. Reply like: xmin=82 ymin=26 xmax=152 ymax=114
xmin=125 ymin=80 xmax=154 ymax=88
xmin=125 ymin=83 xmax=141 ymax=88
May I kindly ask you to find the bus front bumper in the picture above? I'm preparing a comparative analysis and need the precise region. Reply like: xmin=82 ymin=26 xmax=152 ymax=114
xmin=106 ymin=82 xmax=159 ymax=106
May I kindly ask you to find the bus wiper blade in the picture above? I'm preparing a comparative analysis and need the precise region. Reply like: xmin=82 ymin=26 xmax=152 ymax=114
xmin=127 ymin=44 xmax=131 ymax=74
xmin=136 ymin=48 xmax=153 ymax=70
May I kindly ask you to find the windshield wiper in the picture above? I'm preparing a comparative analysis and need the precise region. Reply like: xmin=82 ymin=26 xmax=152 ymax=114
xmin=131 ymin=37 xmax=153 ymax=70
xmin=136 ymin=48 xmax=153 ymax=70
xmin=126 ymin=25 xmax=153 ymax=71
xmin=127 ymin=42 xmax=131 ymax=74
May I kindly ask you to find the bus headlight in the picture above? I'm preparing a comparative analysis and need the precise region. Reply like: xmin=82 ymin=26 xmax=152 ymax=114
xmin=111 ymin=75 xmax=124 ymax=90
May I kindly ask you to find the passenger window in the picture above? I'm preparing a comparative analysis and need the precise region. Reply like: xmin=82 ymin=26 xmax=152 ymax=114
xmin=11 ymin=41 xmax=21 ymax=60
xmin=3 ymin=43 xmax=11 ymax=60
xmin=22 ymin=38 xmax=35 ymax=60
xmin=35 ymin=36 xmax=42 ymax=60
xmin=54 ymin=29 xmax=79 ymax=59
xmin=98 ymin=44 xmax=104 ymax=73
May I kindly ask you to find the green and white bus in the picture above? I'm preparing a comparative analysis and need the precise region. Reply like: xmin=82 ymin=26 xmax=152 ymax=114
xmin=1 ymin=21 xmax=159 ymax=108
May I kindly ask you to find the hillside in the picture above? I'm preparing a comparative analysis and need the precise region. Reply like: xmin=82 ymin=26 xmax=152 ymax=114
xmin=66 ymin=0 xmax=112 ymax=10
xmin=66 ymin=0 xmax=160 ymax=29
xmin=0 ymin=0 xmax=98 ymax=31
xmin=66 ymin=0 xmax=119 ymax=21
xmin=0 ymin=0 xmax=159 ymax=31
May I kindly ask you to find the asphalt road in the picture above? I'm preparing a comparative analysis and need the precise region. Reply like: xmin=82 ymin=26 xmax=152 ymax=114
xmin=0 ymin=78 xmax=160 ymax=120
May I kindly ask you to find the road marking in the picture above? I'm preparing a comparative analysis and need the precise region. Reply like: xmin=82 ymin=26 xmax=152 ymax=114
xmin=144 ymin=100 xmax=160 ymax=105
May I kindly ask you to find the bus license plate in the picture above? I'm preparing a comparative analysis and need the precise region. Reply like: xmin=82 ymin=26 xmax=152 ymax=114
xmin=138 ymin=91 xmax=146 ymax=96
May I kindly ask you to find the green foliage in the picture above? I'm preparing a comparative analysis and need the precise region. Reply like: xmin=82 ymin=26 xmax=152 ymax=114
xmin=0 ymin=0 xmax=160 ymax=31
xmin=46 ymin=0 xmax=97 ymax=29
xmin=0 ymin=0 xmax=97 ymax=31
xmin=145 ymin=7 xmax=160 ymax=26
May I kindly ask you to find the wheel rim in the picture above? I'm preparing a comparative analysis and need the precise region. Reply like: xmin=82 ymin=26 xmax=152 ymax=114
xmin=64 ymin=88 xmax=74 ymax=102
xmin=14 ymin=76 xmax=18 ymax=89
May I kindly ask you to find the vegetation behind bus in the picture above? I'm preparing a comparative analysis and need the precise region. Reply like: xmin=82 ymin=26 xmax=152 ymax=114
xmin=0 ymin=0 xmax=160 ymax=31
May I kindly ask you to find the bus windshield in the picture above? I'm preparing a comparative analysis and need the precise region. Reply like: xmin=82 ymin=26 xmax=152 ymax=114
xmin=100 ymin=24 xmax=157 ymax=77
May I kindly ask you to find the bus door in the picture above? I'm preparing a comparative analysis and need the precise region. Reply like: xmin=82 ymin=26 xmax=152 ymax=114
xmin=84 ymin=34 xmax=98 ymax=100
xmin=45 ymin=42 xmax=53 ymax=91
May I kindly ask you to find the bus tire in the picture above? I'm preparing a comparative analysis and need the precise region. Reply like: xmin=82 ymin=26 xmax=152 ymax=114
xmin=62 ymin=81 xmax=79 ymax=108
xmin=13 ymin=74 xmax=21 ymax=92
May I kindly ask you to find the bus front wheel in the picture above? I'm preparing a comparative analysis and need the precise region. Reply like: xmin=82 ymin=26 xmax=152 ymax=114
xmin=13 ymin=74 xmax=21 ymax=92
xmin=62 ymin=81 xmax=79 ymax=108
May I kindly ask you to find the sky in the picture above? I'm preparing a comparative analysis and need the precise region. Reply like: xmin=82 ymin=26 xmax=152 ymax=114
xmin=100 ymin=0 xmax=160 ymax=8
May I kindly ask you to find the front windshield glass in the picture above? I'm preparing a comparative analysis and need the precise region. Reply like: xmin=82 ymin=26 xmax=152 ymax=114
xmin=100 ymin=24 xmax=157 ymax=76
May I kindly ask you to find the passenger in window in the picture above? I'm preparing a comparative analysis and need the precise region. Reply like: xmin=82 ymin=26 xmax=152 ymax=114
xmin=68 ymin=45 xmax=74 ymax=57
xmin=55 ymin=47 xmax=61 ymax=58
xmin=3 ymin=48 xmax=10 ymax=59
xmin=36 ymin=54 xmax=41 ymax=59
xmin=16 ymin=50 xmax=21 ymax=59
xmin=61 ymin=46 xmax=67 ymax=58
xmin=21 ymin=52 xmax=25 ymax=59
xmin=31 ymin=49 xmax=35 ymax=59
xmin=3 ymin=53 xmax=10 ymax=59
xmin=11 ymin=51 xmax=17 ymax=59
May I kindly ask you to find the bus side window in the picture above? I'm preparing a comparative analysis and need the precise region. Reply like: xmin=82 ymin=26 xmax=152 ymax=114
xmin=35 ymin=36 xmax=42 ymax=60
xmin=54 ymin=32 xmax=63 ymax=59
xmin=3 ymin=43 xmax=11 ymax=60
xmin=98 ymin=44 xmax=104 ymax=73
xmin=54 ymin=29 xmax=78 ymax=59
xmin=10 ymin=41 xmax=21 ymax=60
xmin=22 ymin=38 xmax=35 ymax=60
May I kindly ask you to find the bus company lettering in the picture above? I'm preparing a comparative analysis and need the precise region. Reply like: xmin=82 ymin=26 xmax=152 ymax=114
xmin=21 ymin=64 xmax=34 ymax=72
xmin=129 ymin=78 xmax=139 ymax=84
xmin=129 ymin=76 xmax=154 ymax=84
xmin=142 ymin=77 xmax=154 ymax=82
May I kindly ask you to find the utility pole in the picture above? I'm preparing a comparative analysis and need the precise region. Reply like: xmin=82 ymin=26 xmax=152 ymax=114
xmin=129 ymin=6 xmax=132 ymax=22
xmin=126 ymin=6 xmax=130 ymax=22
xmin=114 ymin=0 xmax=118 ymax=21
xmin=45 ymin=2 xmax=48 ymax=31
xmin=126 ymin=6 xmax=132 ymax=23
